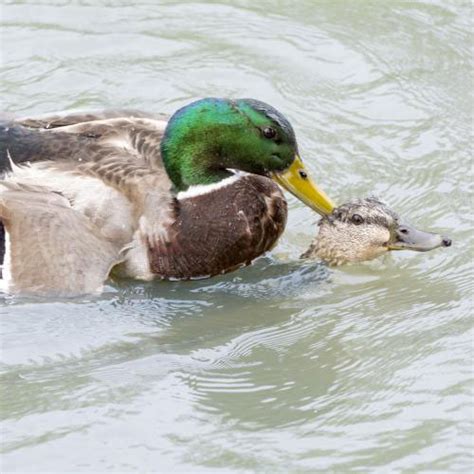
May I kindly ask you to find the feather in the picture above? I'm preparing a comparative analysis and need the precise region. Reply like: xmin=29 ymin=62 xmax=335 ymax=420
xmin=0 ymin=182 xmax=122 ymax=296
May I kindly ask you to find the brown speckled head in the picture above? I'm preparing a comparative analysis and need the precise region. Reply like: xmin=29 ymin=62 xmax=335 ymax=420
xmin=302 ymin=197 xmax=451 ymax=265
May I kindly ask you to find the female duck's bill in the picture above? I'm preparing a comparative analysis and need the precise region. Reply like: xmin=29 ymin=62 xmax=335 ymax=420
xmin=302 ymin=197 xmax=451 ymax=265
xmin=387 ymin=224 xmax=452 ymax=252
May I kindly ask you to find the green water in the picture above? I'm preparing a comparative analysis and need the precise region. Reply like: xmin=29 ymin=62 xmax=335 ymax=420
xmin=1 ymin=1 xmax=473 ymax=472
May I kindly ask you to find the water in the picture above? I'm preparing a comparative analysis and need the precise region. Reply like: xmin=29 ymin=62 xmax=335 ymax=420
xmin=0 ymin=0 xmax=473 ymax=472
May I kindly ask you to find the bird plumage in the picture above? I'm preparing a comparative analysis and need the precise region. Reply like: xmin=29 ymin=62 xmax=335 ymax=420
xmin=0 ymin=105 xmax=290 ymax=295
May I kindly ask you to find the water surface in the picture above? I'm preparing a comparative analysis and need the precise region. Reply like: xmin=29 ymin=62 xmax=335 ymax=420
xmin=1 ymin=1 xmax=473 ymax=472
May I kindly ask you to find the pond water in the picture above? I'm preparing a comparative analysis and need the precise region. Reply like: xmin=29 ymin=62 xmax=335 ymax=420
xmin=1 ymin=1 xmax=472 ymax=472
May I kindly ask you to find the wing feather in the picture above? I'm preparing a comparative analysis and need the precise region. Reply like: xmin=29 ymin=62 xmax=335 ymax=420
xmin=15 ymin=109 xmax=167 ymax=129
xmin=0 ymin=182 xmax=122 ymax=296
xmin=2 ymin=111 xmax=169 ymax=172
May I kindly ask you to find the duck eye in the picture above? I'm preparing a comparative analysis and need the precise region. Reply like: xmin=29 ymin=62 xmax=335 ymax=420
xmin=351 ymin=214 xmax=364 ymax=225
xmin=262 ymin=127 xmax=277 ymax=139
xmin=298 ymin=169 xmax=308 ymax=179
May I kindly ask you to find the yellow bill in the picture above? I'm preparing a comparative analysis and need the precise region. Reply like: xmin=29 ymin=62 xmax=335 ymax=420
xmin=271 ymin=155 xmax=335 ymax=215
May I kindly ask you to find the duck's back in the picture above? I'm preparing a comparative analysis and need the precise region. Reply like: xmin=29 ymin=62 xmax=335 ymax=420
xmin=0 ymin=110 xmax=170 ymax=266
xmin=0 ymin=110 xmax=169 ymax=170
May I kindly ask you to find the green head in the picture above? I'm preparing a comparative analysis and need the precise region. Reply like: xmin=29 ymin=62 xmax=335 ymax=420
xmin=161 ymin=98 xmax=296 ymax=189
xmin=161 ymin=98 xmax=335 ymax=215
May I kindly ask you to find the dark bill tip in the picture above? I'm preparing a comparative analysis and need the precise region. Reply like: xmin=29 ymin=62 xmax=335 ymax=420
xmin=442 ymin=237 xmax=452 ymax=247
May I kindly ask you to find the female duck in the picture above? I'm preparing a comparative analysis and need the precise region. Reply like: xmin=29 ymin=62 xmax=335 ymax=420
xmin=0 ymin=98 xmax=334 ymax=295
xmin=302 ymin=197 xmax=451 ymax=264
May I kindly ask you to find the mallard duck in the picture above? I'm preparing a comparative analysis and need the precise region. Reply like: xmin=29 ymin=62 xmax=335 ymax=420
xmin=301 ymin=197 xmax=451 ymax=265
xmin=0 ymin=98 xmax=335 ymax=295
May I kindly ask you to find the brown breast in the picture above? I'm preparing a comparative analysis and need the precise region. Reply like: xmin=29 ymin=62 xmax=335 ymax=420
xmin=149 ymin=175 xmax=287 ymax=279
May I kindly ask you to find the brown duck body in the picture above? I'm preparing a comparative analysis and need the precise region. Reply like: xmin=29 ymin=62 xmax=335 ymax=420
xmin=149 ymin=175 xmax=286 ymax=279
